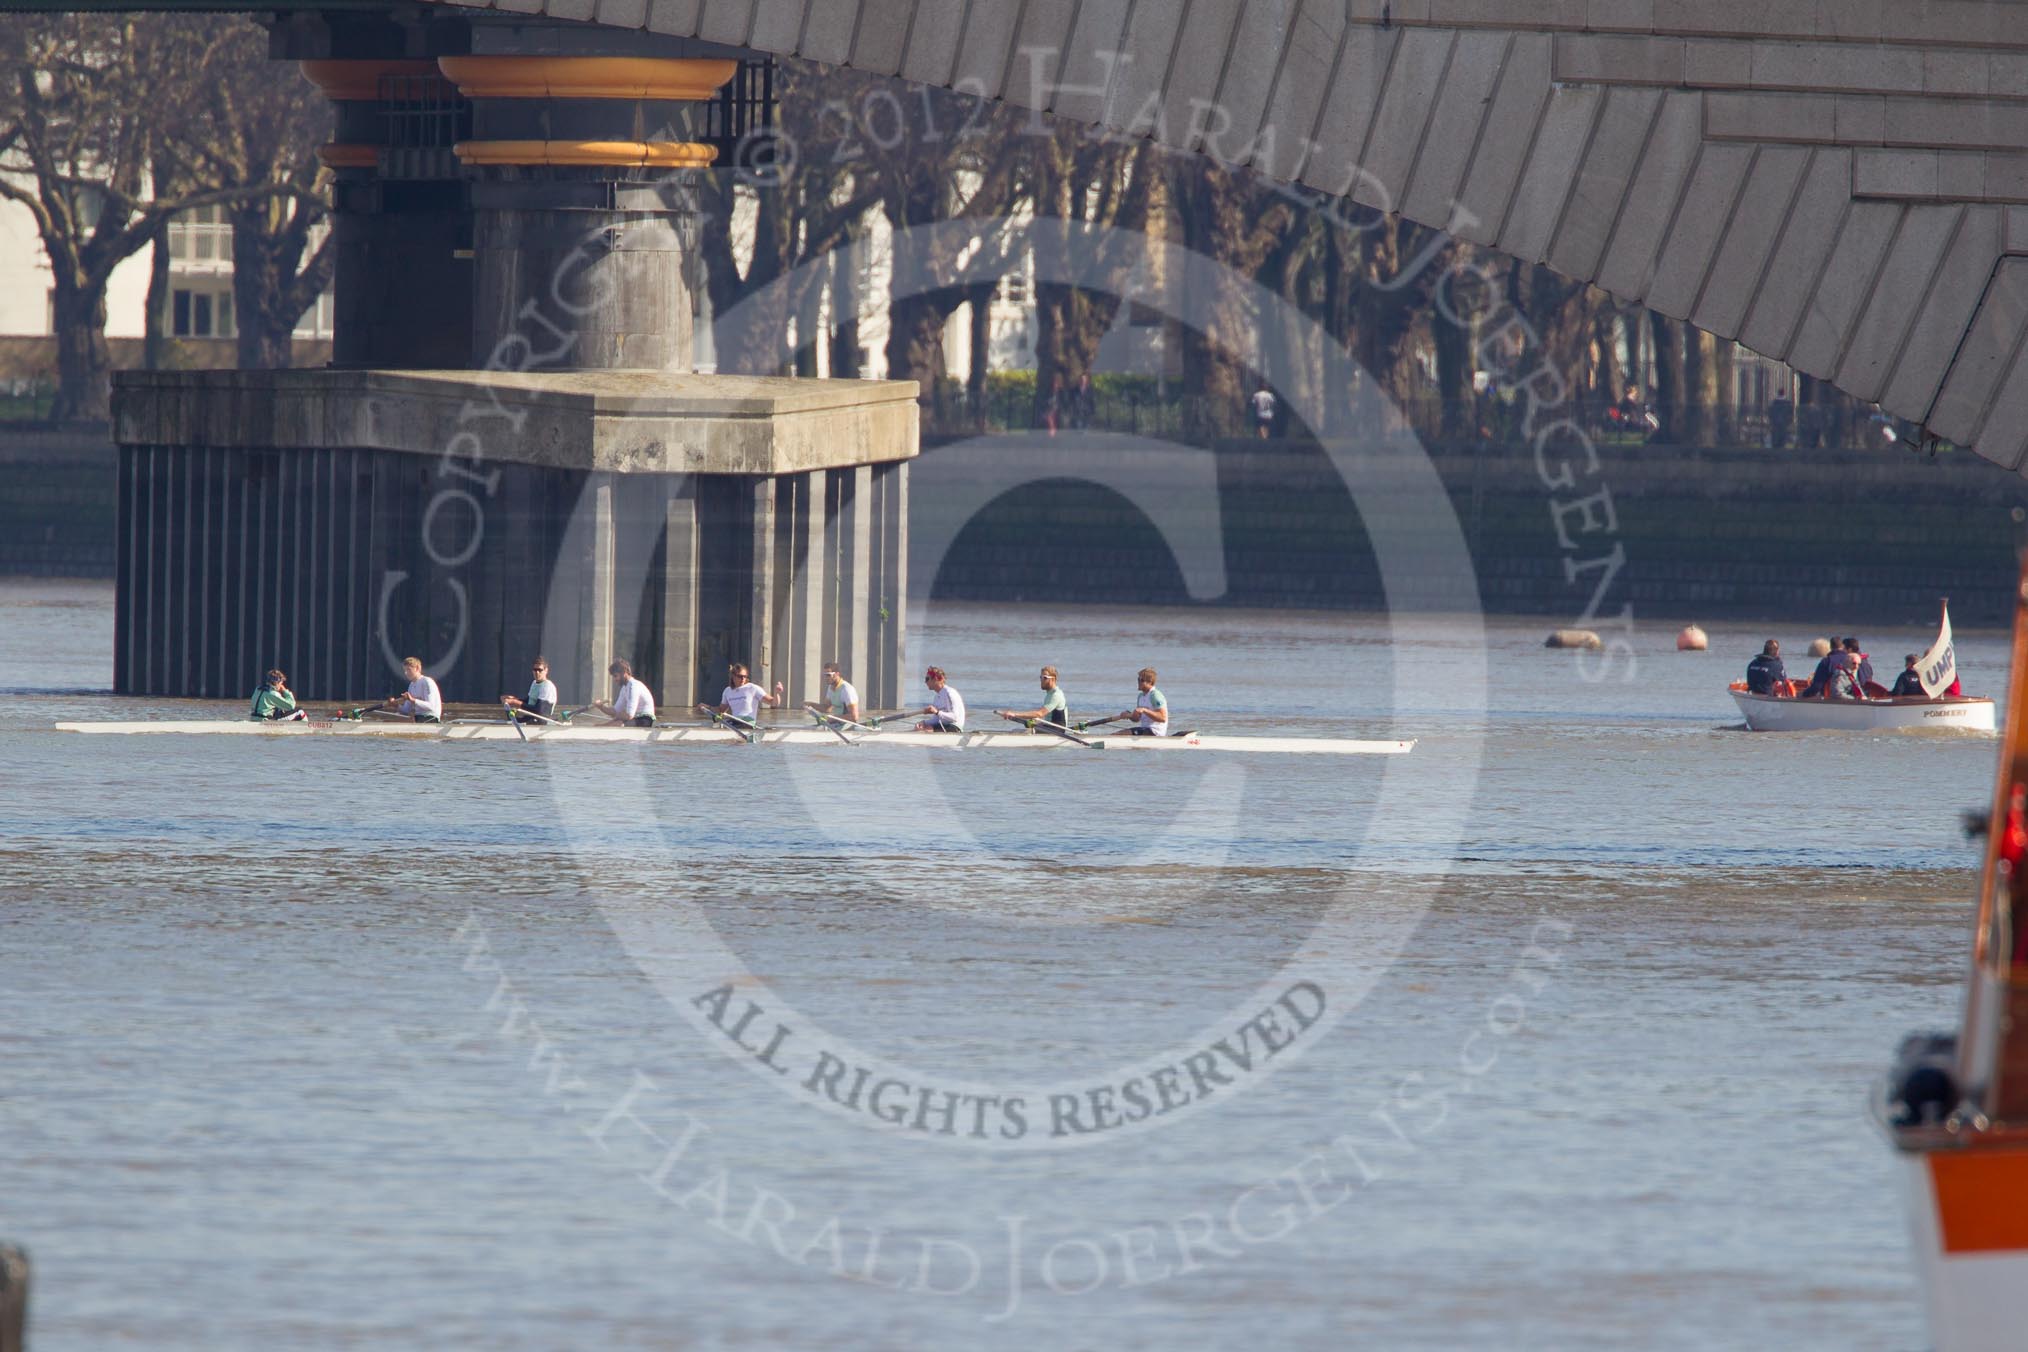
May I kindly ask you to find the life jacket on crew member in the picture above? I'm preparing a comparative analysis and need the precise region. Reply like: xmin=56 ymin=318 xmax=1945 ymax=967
xmin=2004 ymin=784 xmax=2028 ymax=963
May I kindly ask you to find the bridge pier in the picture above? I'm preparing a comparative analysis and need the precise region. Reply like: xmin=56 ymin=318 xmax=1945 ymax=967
xmin=111 ymin=372 xmax=915 ymax=711
xmin=112 ymin=23 xmax=914 ymax=713
xmin=0 ymin=1243 xmax=24 ymax=1352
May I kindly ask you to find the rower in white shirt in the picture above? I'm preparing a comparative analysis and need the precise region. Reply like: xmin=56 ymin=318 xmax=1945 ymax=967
xmin=383 ymin=656 xmax=443 ymax=723
xmin=591 ymin=659 xmax=656 ymax=728
xmin=1115 ymin=666 xmax=1171 ymax=737
xmin=502 ymin=656 xmax=558 ymax=724
xmin=804 ymin=662 xmax=861 ymax=727
xmin=698 ymin=662 xmax=785 ymax=731
xmin=915 ymin=666 xmax=966 ymax=732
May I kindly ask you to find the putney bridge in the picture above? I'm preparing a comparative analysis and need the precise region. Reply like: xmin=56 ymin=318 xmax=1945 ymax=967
xmin=26 ymin=0 xmax=2028 ymax=702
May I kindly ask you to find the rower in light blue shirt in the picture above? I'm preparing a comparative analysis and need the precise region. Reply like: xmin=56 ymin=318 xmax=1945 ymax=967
xmin=804 ymin=662 xmax=861 ymax=727
xmin=1117 ymin=667 xmax=1170 ymax=737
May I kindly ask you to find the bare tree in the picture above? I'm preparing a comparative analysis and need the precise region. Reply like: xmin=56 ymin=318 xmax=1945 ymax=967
xmin=696 ymin=62 xmax=881 ymax=376
xmin=0 ymin=15 xmax=259 ymax=418
xmin=1649 ymin=312 xmax=1683 ymax=442
xmin=157 ymin=19 xmax=335 ymax=369
xmin=1497 ymin=262 xmax=1634 ymax=445
xmin=827 ymin=222 xmax=865 ymax=379
xmin=864 ymin=82 xmax=1023 ymax=393
xmin=1164 ymin=156 xmax=1302 ymax=438
xmin=1025 ymin=126 xmax=1157 ymax=425
xmin=1431 ymin=274 xmax=1476 ymax=440
xmin=1681 ymin=323 xmax=1719 ymax=444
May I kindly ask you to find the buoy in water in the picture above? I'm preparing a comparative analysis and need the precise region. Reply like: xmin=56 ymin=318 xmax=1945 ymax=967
xmin=1545 ymin=629 xmax=1603 ymax=650
xmin=1807 ymin=638 xmax=1832 ymax=657
xmin=1676 ymin=625 xmax=1708 ymax=651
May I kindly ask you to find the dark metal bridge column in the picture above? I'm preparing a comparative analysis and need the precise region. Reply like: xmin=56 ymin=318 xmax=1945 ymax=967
xmin=438 ymin=55 xmax=732 ymax=374
xmin=299 ymin=60 xmax=473 ymax=370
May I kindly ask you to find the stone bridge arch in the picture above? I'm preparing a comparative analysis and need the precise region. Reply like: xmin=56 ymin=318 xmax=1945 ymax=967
xmin=412 ymin=0 xmax=2028 ymax=474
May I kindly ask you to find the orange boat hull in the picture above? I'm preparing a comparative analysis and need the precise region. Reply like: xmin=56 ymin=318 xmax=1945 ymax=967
xmin=1898 ymin=1138 xmax=2028 ymax=1350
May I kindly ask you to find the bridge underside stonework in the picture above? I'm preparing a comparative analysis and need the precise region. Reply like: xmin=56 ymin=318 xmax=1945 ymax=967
xmin=416 ymin=0 xmax=2028 ymax=475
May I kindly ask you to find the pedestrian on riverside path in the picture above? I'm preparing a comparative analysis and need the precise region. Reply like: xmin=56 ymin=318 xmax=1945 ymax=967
xmin=1071 ymin=374 xmax=1094 ymax=430
xmin=1251 ymin=385 xmax=1277 ymax=438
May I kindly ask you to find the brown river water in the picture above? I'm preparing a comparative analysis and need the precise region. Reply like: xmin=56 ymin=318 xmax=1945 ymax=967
xmin=0 ymin=578 xmax=1998 ymax=1349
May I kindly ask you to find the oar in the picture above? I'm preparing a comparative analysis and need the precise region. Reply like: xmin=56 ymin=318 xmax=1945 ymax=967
xmin=805 ymin=707 xmax=866 ymax=745
xmin=866 ymin=708 xmax=950 ymax=724
xmin=502 ymin=699 xmax=529 ymax=742
xmin=804 ymin=704 xmax=877 ymax=734
xmin=997 ymin=712 xmax=1096 ymax=748
xmin=701 ymin=708 xmax=761 ymax=744
xmin=1032 ymin=720 xmax=1100 ymax=748
xmin=866 ymin=709 xmax=951 ymax=729
xmin=331 ymin=704 xmax=377 ymax=722
xmin=1073 ymin=715 xmax=1126 ymax=733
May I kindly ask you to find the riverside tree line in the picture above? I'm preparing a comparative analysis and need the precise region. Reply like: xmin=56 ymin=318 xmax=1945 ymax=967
xmin=0 ymin=14 xmax=1876 ymax=446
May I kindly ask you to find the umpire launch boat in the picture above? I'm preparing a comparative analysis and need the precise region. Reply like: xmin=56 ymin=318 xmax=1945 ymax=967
xmin=1881 ymin=560 xmax=2028 ymax=1350
xmin=1730 ymin=600 xmax=1994 ymax=732
xmin=1727 ymin=688 xmax=1996 ymax=733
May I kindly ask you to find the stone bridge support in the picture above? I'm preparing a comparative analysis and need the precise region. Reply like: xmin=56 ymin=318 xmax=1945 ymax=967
xmin=112 ymin=21 xmax=917 ymax=710
xmin=111 ymin=372 xmax=916 ymax=709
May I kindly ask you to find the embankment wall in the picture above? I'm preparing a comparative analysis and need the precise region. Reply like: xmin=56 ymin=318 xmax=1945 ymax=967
xmin=918 ymin=437 xmax=2028 ymax=627
xmin=0 ymin=426 xmax=116 ymax=580
xmin=9 ymin=427 xmax=2027 ymax=625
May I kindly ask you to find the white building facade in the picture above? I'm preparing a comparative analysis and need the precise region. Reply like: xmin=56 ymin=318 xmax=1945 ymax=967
xmin=0 ymin=187 xmax=334 ymax=392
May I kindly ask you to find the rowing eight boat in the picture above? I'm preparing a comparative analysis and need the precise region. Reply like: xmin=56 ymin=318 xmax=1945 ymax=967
xmin=52 ymin=720 xmax=1414 ymax=756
